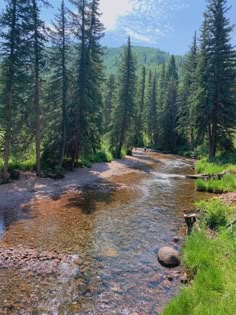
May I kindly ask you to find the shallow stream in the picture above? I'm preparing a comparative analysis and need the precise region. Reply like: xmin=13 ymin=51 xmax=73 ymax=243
xmin=0 ymin=152 xmax=207 ymax=315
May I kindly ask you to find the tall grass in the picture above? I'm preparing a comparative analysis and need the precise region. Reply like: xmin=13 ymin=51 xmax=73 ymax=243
xmin=163 ymin=199 xmax=236 ymax=315
xmin=195 ymin=159 xmax=236 ymax=175
xmin=196 ymin=174 xmax=236 ymax=193
xmin=196 ymin=199 xmax=230 ymax=229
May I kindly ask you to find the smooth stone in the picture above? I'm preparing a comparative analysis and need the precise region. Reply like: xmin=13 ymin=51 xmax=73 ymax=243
xmin=158 ymin=246 xmax=180 ymax=268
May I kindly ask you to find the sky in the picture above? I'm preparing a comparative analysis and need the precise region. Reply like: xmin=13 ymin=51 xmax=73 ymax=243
xmin=0 ymin=0 xmax=235 ymax=55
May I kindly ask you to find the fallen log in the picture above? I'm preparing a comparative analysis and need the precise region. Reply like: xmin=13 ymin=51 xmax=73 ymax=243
xmin=186 ymin=171 xmax=232 ymax=180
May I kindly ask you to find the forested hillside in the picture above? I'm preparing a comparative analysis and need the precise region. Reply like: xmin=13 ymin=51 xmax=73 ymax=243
xmin=103 ymin=46 xmax=184 ymax=75
xmin=0 ymin=0 xmax=235 ymax=182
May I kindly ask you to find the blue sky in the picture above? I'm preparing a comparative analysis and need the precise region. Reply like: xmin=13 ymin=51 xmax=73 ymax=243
xmin=0 ymin=0 xmax=235 ymax=54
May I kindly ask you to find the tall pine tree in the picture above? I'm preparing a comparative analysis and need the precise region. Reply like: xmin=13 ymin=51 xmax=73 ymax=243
xmin=110 ymin=37 xmax=137 ymax=157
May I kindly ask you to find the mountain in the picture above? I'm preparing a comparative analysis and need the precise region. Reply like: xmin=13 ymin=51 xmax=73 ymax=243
xmin=103 ymin=46 xmax=184 ymax=76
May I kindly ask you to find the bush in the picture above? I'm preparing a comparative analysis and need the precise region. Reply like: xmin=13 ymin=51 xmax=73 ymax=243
xmin=196 ymin=199 xmax=229 ymax=229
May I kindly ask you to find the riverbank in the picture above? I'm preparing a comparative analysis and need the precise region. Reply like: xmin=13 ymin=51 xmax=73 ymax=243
xmin=0 ymin=149 xmax=157 ymax=212
xmin=163 ymin=157 xmax=236 ymax=315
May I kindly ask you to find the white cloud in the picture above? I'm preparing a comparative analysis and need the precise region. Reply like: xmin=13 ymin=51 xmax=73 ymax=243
xmin=100 ymin=0 xmax=133 ymax=30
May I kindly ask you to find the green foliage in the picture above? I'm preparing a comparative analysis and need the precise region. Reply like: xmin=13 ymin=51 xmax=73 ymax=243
xmin=110 ymin=37 xmax=137 ymax=157
xmin=164 ymin=225 xmax=236 ymax=315
xmin=195 ymin=160 xmax=226 ymax=174
xmin=195 ymin=159 xmax=236 ymax=175
xmin=196 ymin=175 xmax=236 ymax=194
xmin=196 ymin=199 xmax=230 ymax=229
xmin=0 ymin=158 xmax=36 ymax=172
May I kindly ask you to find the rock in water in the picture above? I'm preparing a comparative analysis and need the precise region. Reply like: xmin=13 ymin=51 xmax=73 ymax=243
xmin=158 ymin=247 xmax=180 ymax=268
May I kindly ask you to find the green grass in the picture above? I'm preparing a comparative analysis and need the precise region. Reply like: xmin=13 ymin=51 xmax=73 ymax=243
xmin=195 ymin=158 xmax=236 ymax=175
xmin=163 ymin=199 xmax=236 ymax=315
xmin=196 ymin=174 xmax=236 ymax=193
xmin=196 ymin=199 xmax=230 ymax=229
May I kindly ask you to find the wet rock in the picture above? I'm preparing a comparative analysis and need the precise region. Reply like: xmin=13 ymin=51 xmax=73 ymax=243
xmin=180 ymin=273 xmax=188 ymax=284
xmin=173 ymin=236 xmax=180 ymax=243
xmin=158 ymin=247 xmax=180 ymax=268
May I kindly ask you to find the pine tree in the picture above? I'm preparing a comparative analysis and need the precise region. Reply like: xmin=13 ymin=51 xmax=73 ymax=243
xmin=177 ymin=32 xmax=198 ymax=150
xmin=42 ymin=0 xmax=70 ymax=170
xmin=146 ymin=72 xmax=158 ymax=147
xmin=110 ymin=37 xmax=137 ymax=157
xmin=104 ymin=74 xmax=116 ymax=133
xmin=27 ymin=0 xmax=48 ymax=176
xmin=160 ymin=56 xmax=178 ymax=152
xmin=134 ymin=66 xmax=146 ymax=146
xmin=69 ymin=0 xmax=104 ymax=167
xmin=198 ymin=0 xmax=236 ymax=158
xmin=0 ymin=0 xmax=31 ymax=180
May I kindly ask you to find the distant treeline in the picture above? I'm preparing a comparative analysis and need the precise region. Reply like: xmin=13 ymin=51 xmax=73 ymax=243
xmin=0 ymin=0 xmax=235 ymax=181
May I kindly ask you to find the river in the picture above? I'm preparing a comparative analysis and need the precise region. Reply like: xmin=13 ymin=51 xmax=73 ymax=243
xmin=0 ymin=151 xmax=206 ymax=315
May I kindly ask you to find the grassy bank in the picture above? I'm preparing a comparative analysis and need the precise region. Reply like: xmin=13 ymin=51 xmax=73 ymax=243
xmin=163 ymin=198 xmax=236 ymax=315
xmin=195 ymin=154 xmax=236 ymax=193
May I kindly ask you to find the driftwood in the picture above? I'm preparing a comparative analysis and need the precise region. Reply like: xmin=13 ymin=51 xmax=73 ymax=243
xmin=184 ymin=213 xmax=198 ymax=235
xmin=186 ymin=171 xmax=228 ymax=180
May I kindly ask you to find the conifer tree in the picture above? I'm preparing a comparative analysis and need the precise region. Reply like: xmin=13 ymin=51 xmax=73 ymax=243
xmin=110 ymin=37 xmax=137 ymax=157
xmin=42 ymin=0 xmax=70 ymax=170
xmin=104 ymin=74 xmax=116 ymax=133
xmin=146 ymin=72 xmax=158 ymax=147
xmin=0 ymin=0 xmax=31 ymax=180
xmin=160 ymin=56 xmax=178 ymax=152
xmin=177 ymin=32 xmax=198 ymax=149
xmin=28 ymin=0 xmax=48 ymax=176
xmin=198 ymin=0 xmax=236 ymax=158
xmin=69 ymin=0 xmax=104 ymax=167
xmin=134 ymin=66 xmax=146 ymax=146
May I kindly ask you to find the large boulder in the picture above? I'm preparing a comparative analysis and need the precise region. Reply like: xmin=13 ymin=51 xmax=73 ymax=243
xmin=158 ymin=247 xmax=180 ymax=268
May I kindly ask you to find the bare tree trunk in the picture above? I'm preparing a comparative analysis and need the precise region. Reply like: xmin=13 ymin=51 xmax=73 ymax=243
xmin=3 ymin=0 xmax=17 ymax=181
xmin=3 ymin=85 xmax=13 ymax=181
xmin=32 ymin=0 xmax=41 ymax=176
xmin=58 ymin=0 xmax=67 ymax=171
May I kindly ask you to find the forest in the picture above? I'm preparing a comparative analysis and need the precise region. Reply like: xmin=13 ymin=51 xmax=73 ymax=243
xmin=0 ymin=0 xmax=235 ymax=182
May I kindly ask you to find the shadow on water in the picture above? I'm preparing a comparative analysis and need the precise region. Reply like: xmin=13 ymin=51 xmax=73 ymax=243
xmin=0 ymin=151 xmax=210 ymax=315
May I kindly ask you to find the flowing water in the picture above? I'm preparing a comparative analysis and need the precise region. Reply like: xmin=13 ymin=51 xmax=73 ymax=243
xmin=0 ymin=152 xmax=207 ymax=315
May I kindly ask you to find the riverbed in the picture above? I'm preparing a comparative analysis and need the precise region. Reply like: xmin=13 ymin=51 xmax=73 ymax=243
xmin=0 ymin=151 xmax=207 ymax=314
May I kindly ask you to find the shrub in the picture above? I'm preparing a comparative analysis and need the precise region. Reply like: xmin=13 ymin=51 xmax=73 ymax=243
xmin=196 ymin=199 xmax=229 ymax=229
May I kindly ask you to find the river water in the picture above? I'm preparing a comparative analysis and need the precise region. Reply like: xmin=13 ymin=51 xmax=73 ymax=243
xmin=0 ymin=152 xmax=206 ymax=315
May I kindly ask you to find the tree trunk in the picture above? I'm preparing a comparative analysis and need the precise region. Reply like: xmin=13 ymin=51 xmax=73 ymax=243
xmin=58 ymin=0 xmax=67 ymax=171
xmin=32 ymin=0 xmax=41 ymax=176
xmin=3 ymin=0 xmax=17 ymax=181
xmin=3 ymin=84 xmax=13 ymax=181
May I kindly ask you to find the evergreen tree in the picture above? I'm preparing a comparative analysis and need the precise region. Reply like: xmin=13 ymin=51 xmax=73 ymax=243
xmin=69 ymin=0 xmax=104 ymax=168
xmin=146 ymin=72 xmax=158 ymax=147
xmin=42 ymin=0 xmax=70 ymax=170
xmin=177 ymin=32 xmax=198 ymax=150
xmin=104 ymin=74 xmax=116 ymax=133
xmin=27 ymin=0 xmax=48 ymax=176
xmin=198 ymin=0 xmax=236 ymax=158
xmin=160 ymin=56 xmax=178 ymax=152
xmin=110 ymin=37 xmax=137 ymax=157
xmin=134 ymin=66 xmax=146 ymax=146
xmin=0 ymin=0 xmax=31 ymax=180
